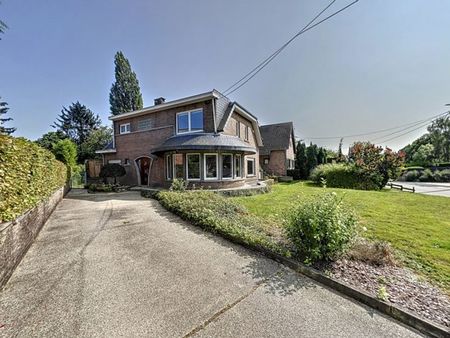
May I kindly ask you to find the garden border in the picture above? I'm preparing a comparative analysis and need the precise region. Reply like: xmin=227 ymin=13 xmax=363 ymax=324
xmin=153 ymin=193 xmax=449 ymax=337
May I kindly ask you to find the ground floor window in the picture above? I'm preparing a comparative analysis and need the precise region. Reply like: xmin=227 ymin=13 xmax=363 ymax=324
xmin=204 ymin=154 xmax=218 ymax=179
xmin=166 ymin=155 xmax=173 ymax=180
xmin=235 ymin=154 xmax=241 ymax=178
xmin=174 ymin=154 xmax=184 ymax=179
xmin=287 ymin=159 xmax=295 ymax=169
xmin=187 ymin=154 xmax=201 ymax=180
xmin=247 ymin=158 xmax=255 ymax=176
xmin=222 ymin=154 xmax=233 ymax=179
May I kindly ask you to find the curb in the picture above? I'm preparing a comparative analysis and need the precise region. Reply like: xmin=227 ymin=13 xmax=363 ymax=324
xmin=198 ymin=228 xmax=449 ymax=338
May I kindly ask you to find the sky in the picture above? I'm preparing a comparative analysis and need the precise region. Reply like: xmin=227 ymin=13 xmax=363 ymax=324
xmin=1 ymin=0 xmax=450 ymax=151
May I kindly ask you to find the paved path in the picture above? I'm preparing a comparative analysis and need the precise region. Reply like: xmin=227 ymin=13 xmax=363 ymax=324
xmin=391 ymin=181 xmax=450 ymax=197
xmin=0 ymin=191 xmax=422 ymax=337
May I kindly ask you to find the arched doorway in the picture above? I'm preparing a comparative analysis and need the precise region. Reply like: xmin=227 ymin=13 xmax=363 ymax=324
xmin=135 ymin=157 xmax=151 ymax=186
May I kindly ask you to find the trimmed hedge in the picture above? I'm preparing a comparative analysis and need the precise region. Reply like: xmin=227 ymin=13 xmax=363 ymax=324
xmin=0 ymin=135 xmax=67 ymax=222
xmin=310 ymin=164 xmax=380 ymax=190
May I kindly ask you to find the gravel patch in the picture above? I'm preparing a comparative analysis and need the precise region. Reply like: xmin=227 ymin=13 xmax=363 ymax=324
xmin=316 ymin=259 xmax=450 ymax=328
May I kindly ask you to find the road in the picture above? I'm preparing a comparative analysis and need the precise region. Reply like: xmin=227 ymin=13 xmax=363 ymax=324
xmin=0 ymin=190 xmax=422 ymax=337
xmin=391 ymin=181 xmax=450 ymax=197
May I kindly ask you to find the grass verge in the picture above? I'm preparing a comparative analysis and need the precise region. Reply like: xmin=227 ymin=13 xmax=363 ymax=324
xmin=234 ymin=181 xmax=450 ymax=292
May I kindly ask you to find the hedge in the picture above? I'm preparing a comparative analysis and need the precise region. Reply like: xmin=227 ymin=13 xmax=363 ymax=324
xmin=0 ymin=135 xmax=67 ymax=222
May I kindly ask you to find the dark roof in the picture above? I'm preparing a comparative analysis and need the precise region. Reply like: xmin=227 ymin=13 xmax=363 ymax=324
xmin=151 ymin=133 xmax=257 ymax=155
xmin=259 ymin=122 xmax=295 ymax=155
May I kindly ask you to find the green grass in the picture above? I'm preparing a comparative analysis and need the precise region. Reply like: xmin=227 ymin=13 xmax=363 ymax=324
xmin=234 ymin=181 xmax=450 ymax=292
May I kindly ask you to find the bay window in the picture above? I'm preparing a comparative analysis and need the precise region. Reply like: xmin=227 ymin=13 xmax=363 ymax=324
xmin=166 ymin=155 xmax=173 ymax=180
xmin=174 ymin=154 xmax=184 ymax=179
xmin=204 ymin=154 xmax=218 ymax=179
xmin=235 ymin=154 xmax=241 ymax=178
xmin=187 ymin=154 xmax=201 ymax=180
xmin=247 ymin=158 xmax=255 ymax=176
xmin=222 ymin=154 xmax=232 ymax=179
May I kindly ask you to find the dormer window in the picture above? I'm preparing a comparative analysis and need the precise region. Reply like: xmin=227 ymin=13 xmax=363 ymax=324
xmin=176 ymin=109 xmax=203 ymax=134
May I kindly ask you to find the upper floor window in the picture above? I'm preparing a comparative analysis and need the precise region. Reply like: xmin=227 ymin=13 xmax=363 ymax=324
xmin=176 ymin=109 xmax=203 ymax=134
xmin=138 ymin=118 xmax=152 ymax=131
xmin=235 ymin=121 xmax=240 ymax=137
xmin=244 ymin=125 xmax=249 ymax=141
xmin=120 ymin=123 xmax=131 ymax=134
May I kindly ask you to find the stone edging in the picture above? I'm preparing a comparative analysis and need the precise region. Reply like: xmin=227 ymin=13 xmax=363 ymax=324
xmin=198 ymin=228 xmax=449 ymax=338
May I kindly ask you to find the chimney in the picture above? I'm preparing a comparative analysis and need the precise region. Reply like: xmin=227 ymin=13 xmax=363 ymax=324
xmin=154 ymin=97 xmax=166 ymax=105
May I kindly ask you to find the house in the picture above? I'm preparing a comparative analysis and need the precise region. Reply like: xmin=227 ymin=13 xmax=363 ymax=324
xmin=259 ymin=122 xmax=296 ymax=176
xmin=96 ymin=90 xmax=264 ymax=188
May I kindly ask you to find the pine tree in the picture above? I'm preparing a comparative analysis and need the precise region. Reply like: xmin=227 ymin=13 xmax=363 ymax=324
xmin=53 ymin=101 xmax=101 ymax=148
xmin=295 ymin=141 xmax=307 ymax=179
xmin=109 ymin=51 xmax=144 ymax=115
xmin=337 ymin=138 xmax=345 ymax=162
xmin=0 ymin=98 xmax=16 ymax=135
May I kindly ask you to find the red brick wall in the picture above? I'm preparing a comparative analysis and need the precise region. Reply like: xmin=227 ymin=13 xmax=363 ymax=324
xmin=260 ymin=150 xmax=287 ymax=176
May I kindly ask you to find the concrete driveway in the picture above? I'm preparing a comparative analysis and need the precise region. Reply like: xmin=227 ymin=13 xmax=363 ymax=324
xmin=391 ymin=181 xmax=450 ymax=197
xmin=0 ymin=190 xmax=422 ymax=337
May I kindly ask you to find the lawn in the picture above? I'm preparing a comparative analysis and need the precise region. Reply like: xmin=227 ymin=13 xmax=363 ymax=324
xmin=234 ymin=181 xmax=450 ymax=291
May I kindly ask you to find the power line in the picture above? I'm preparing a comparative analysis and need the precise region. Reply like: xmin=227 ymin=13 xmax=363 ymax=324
xmin=222 ymin=0 xmax=337 ymax=95
xmin=375 ymin=112 xmax=450 ymax=144
xmin=303 ymin=111 xmax=449 ymax=140
xmin=222 ymin=0 xmax=360 ymax=96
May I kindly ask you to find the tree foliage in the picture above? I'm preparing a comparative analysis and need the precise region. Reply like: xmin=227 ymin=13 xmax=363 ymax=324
xmin=109 ymin=51 xmax=143 ymax=115
xmin=411 ymin=144 xmax=435 ymax=167
xmin=52 ymin=139 xmax=78 ymax=173
xmin=78 ymin=126 xmax=113 ymax=162
xmin=294 ymin=141 xmax=307 ymax=178
xmin=35 ymin=131 xmax=67 ymax=151
xmin=53 ymin=101 xmax=101 ymax=149
xmin=0 ymin=97 xmax=15 ymax=135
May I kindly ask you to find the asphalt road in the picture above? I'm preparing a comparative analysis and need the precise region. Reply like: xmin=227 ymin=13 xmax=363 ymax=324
xmin=0 ymin=190 xmax=423 ymax=337
xmin=391 ymin=181 xmax=450 ymax=197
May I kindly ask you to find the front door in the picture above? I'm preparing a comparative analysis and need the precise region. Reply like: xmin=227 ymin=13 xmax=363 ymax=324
xmin=136 ymin=157 xmax=151 ymax=185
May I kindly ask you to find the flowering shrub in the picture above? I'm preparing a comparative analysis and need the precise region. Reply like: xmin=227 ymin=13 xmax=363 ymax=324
xmin=284 ymin=192 xmax=357 ymax=263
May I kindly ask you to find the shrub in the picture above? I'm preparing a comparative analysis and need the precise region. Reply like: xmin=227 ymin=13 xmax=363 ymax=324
xmin=0 ymin=135 xmax=67 ymax=222
xmin=88 ymin=183 xmax=113 ymax=192
xmin=310 ymin=163 xmax=379 ymax=190
xmin=404 ymin=170 xmax=421 ymax=182
xmin=99 ymin=163 xmax=126 ymax=184
xmin=157 ymin=191 xmax=287 ymax=254
xmin=169 ymin=178 xmax=188 ymax=192
xmin=433 ymin=169 xmax=450 ymax=182
xmin=419 ymin=169 xmax=434 ymax=182
xmin=52 ymin=139 xmax=78 ymax=178
xmin=284 ymin=192 xmax=357 ymax=264
xmin=286 ymin=169 xmax=302 ymax=180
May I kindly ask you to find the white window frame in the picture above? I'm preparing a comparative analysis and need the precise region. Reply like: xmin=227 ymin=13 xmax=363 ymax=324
xmin=108 ymin=159 xmax=122 ymax=164
xmin=186 ymin=153 xmax=201 ymax=181
xmin=166 ymin=154 xmax=173 ymax=180
xmin=176 ymin=109 xmax=204 ymax=134
xmin=120 ymin=123 xmax=131 ymax=134
xmin=235 ymin=121 xmax=240 ymax=137
xmin=244 ymin=125 xmax=249 ymax=141
xmin=264 ymin=158 xmax=269 ymax=165
xmin=204 ymin=153 xmax=218 ymax=180
xmin=234 ymin=154 xmax=241 ymax=178
xmin=221 ymin=153 xmax=233 ymax=180
xmin=246 ymin=158 xmax=255 ymax=177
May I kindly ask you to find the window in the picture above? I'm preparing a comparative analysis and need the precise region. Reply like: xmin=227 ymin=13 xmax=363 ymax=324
xmin=287 ymin=159 xmax=295 ymax=169
xmin=235 ymin=121 xmax=240 ymax=137
xmin=124 ymin=158 xmax=130 ymax=165
xmin=204 ymin=154 xmax=218 ymax=179
xmin=222 ymin=154 xmax=232 ymax=179
xmin=264 ymin=158 xmax=269 ymax=165
xmin=176 ymin=109 xmax=203 ymax=134
xmin=235 ymin=154 xmax=241 ymax=178
xmin=166 ymin=155 xmax=173 ymax=180
xmin=120 ymin=123 xmax=131 ymax=134
xmin=244 ymin=125 xmax=249 ymax=141
xmin=187 ymin=154 xmax=200 ymax=180
xmin=138 ymin=118 xmax=152 ymax=131
xmin=247 ymin=158 xmax=255 ymax=176
xmin=173 ymin=154 xmax=184 ymax=179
